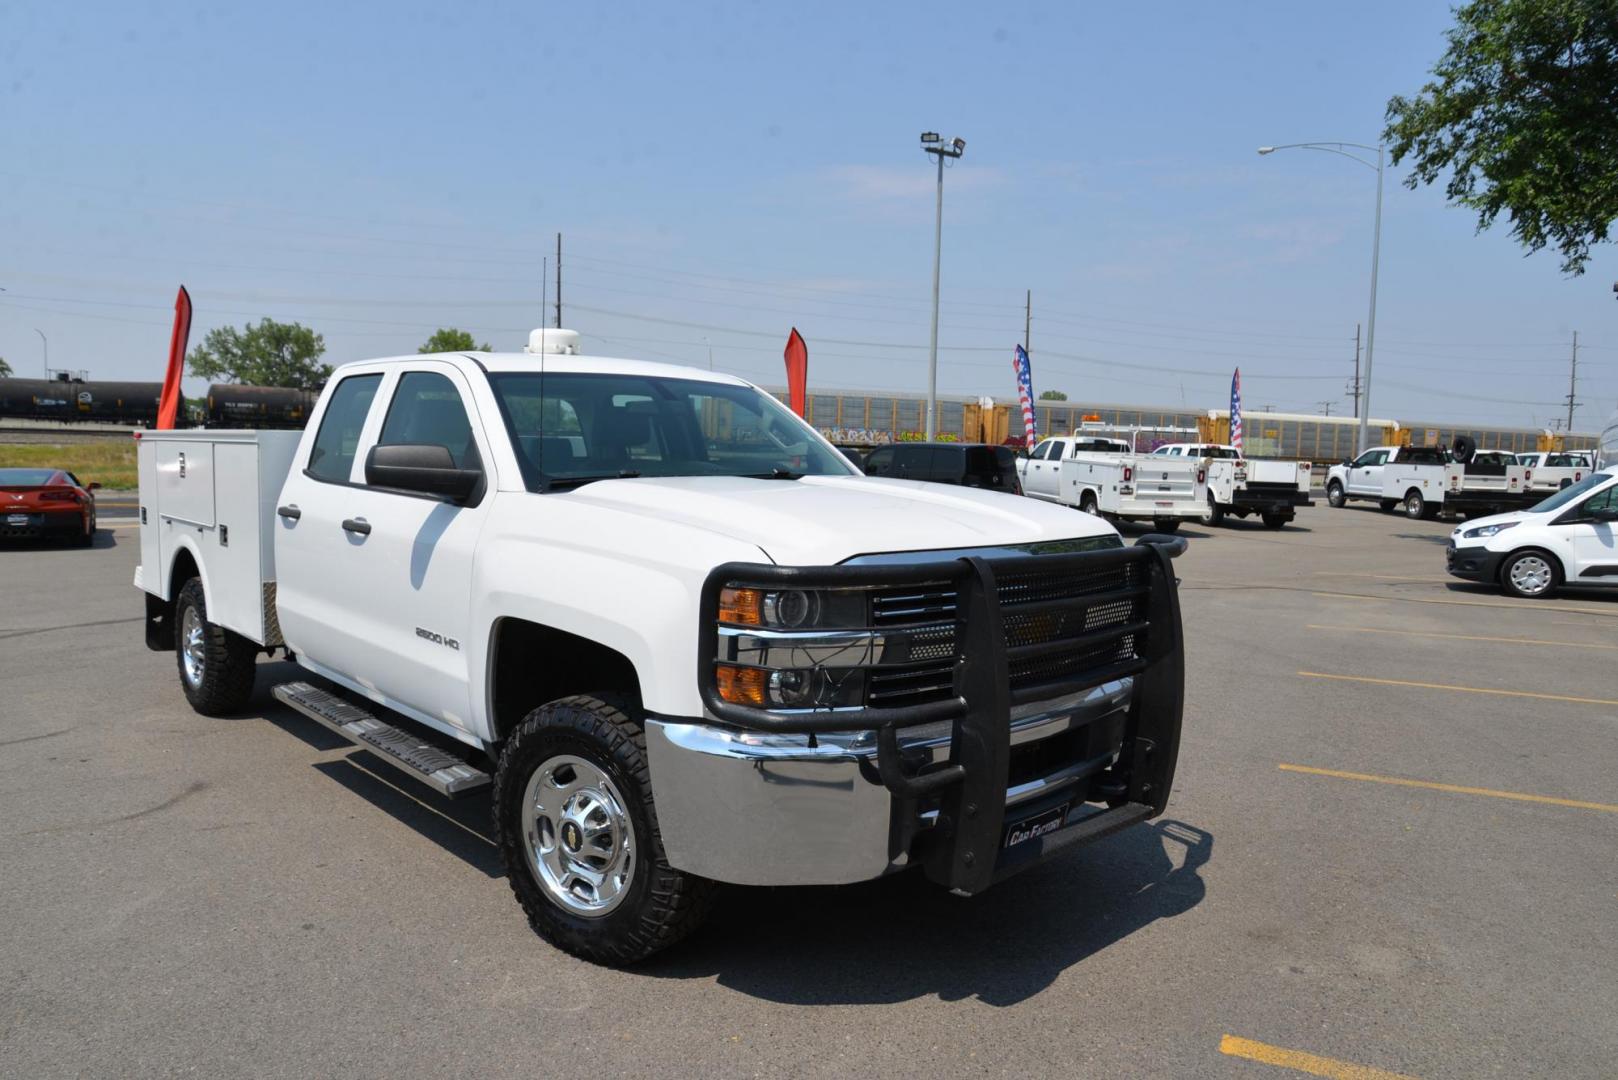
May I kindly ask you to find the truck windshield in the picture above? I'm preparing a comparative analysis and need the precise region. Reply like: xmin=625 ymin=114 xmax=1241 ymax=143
xmin=488 ymin=372 xmax=854 ymax=488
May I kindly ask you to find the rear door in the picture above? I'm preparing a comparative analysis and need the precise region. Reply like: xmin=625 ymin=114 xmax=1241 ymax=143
xmin=861 ymin=447 xmax=896 ymax=477
xmin=273 ymin=370 xmax=388 ymax=676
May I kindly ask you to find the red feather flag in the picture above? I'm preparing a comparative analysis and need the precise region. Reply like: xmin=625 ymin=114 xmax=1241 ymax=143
xmin=783 ymin=327 xmax=808 ymax=418
xmin=156 ymin=286 xmax=192 ymax=430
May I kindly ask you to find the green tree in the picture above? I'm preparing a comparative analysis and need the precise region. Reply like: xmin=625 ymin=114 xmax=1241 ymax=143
xmin=1384 ymin=0 xmax=1618 ymax=274
xmin=1038 ymin=389 xmax=1068 ymax=401
xmin=188 ymin=319 xmax=331 ymax=389
xmin=0 ymin=356 xmax=11 ymax=378
xmin=419 ymin=328 xmax=492 ymax=353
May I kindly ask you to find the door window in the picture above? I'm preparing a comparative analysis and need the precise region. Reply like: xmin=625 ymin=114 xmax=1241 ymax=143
xmin=863 ymin=447 xmax=895 ymax=475
xmin=1351 ymin=449 xmax=1388 ymax=468
xmin=1579 ymin=484 xmax=1618 ymax=519
xmin=377 ymin=372 xmax=480 ymax=469
xmin=307 ymin=374 xmax=383 ymax=482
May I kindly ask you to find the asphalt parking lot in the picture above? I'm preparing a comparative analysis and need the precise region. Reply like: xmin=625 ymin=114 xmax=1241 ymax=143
xmin=3 ymin=500 xmax=1615 ymax=1079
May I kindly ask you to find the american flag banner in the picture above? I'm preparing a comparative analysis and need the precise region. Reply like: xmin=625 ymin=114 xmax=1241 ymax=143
xmin=1230 ymin=367 xmax=1244 ymax=453
xmin=1013 ymin=345 xmax=1038 ymax=444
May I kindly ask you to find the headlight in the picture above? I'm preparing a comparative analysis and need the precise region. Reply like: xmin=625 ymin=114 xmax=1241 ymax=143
xmin=715 ymin=585 xmax=874 ymax=709
xmin=718 ymin=586 xmax=865 ymax=629
xmin=1462 ymin=521 xmax=1519 ymax=539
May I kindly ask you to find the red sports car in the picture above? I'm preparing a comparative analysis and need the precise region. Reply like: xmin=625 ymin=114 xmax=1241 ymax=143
xmin=0 ymin=467 xmax=100 ymax=545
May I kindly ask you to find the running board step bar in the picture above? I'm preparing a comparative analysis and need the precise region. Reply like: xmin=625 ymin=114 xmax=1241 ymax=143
xmin=272 ymin=681 xmax=490 ymax=798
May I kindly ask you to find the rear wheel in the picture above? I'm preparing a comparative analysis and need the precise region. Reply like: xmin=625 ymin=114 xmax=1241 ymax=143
xmin=1079 ymin=491 xmax=1099 ymax=515
xmin=174 ymin=577 xmax=258 ymax=715
xmin=72 ymin=508 xmax=96 ymax=547
xmin=1260 ymin=511 xmax=1289 ymax=529
xmin=1403 ymin=490 xmax=1428 ymax=520
xmin=1151 ymin=518 xmax=1182 ymax=533
xmin=1203 ymin=494 xmax=1225 ymax=526
xmin=1326 ymin=481 xmax=1346 ymax=508
xmin=493 ymin=695 xmax=716 ymax=966
xmin=1500 ymin=550 xmax=1559 ymax=599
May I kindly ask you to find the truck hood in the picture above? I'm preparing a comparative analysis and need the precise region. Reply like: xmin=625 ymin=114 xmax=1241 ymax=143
xmin=557 ymin=474 xmax=1118 ymax=565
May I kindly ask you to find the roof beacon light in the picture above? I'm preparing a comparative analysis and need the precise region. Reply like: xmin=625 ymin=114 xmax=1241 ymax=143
xmin=524 ymin=328 xmax=582 ymax=355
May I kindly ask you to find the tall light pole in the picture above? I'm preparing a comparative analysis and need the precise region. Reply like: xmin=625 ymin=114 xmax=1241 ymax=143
xmin=1258 ymin=141 xmax=1384 ymax=454
xmin=920 ymin=132 xmax=965 ymax=441
xmin=33 ymin=328 xmax=48 ymax=378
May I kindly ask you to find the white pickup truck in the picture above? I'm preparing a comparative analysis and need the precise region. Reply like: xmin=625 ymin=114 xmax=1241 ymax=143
xmin=134 ymin=332 xmax=1188 ymax=965
xmin=1018 ymin=434 xmax=1207 ymax=531
xmin=1514 ymin=451 xmax=1590 ymax=493
xmin=1150 ymin=442 xmax=1312 ymax=528
xmin=1324 ymin=444 xmax=1537 ymax=520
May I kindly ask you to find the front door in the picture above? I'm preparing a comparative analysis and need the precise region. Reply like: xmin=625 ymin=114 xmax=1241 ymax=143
xmin=332 ymin=365 xmax=497 ymax=734
xmin=1559 ymin=482 xmax=1618 ymax=581
xmin=1024 ymin=439 xmax=1066 ymax=501
xmin=1348 ymin=449 xmax=1389 ymax=496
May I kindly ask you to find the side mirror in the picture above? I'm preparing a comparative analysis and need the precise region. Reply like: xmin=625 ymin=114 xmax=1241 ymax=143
xmin=365 ymin=443 xmax=482 ymax=504
xmin=87 ymin=481 xmax=102 ymax=491
xmin=1592 ymin=507 xmax=1618 ymax=523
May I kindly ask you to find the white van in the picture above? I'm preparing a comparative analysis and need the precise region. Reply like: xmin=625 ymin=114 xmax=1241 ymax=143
xmin=1445 ymin=468 xmax=1618 ymax=598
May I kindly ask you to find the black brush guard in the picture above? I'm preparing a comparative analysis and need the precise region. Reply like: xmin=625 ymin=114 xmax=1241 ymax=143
xmin=697 ymin=537 xmax=1185 ymax=895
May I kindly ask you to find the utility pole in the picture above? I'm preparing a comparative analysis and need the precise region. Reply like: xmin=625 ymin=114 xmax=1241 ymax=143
xmin=555 ymin=233 xmax=563 ymax=329
xmin=1351 ymin=323 xmax=1361 ymax=418
xmin=1565 ymin=330 xmax=1580 ymax=431
xmin=919 ymin=133 xmax=965 ymax=440
xmin=1025 ymin=290 xmax=1031 ymax=352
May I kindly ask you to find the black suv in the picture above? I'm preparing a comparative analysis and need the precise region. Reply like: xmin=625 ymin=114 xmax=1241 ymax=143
xmin=860 ymin=442 xmax=1022 ymax=494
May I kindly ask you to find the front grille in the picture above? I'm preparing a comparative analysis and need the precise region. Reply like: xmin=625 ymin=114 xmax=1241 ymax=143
xmin=867 ymin=560 xmax=1146 ymax=709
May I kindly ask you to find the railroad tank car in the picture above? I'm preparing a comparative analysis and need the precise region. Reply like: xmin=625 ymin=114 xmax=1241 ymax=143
xmin=205 ymin=384 xmax=319 ymax=428
xmin=0 ymin=378 xmax=162 ymax=424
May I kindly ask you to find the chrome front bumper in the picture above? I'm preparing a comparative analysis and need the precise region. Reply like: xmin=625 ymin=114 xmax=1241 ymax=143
xmin=645 ymin=679 xmax=1133 ymax=886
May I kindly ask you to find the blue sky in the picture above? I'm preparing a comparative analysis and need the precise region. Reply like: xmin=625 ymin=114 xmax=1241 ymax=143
xmin=2 ymin=0 xmax=1614 ymax=429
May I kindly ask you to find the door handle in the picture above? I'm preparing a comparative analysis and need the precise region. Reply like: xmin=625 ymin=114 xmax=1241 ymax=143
xmin=276 ymin=505 xmax=302 ymax=521
xmin=341 ymin=518 xmax=371 ymax=535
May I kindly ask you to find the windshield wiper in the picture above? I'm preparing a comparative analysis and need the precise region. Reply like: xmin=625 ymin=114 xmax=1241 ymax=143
xmin=541 ymin=469 xmax=642 ymax=491
xmin=744 ymin=467 xmax=804 ymax=480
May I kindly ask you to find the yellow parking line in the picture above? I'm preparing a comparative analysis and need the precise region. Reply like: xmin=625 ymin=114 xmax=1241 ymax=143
xmin=1304 ymin=624 xmax=1618 ymax=651
xmin=1298 ymin=670 xmax=1618 ymax=707
xmin=1308 ymin=590 xmax=1618 ymax=617
xmin=1277 ymin=764 xmax=1618 ymax=815
xmin=1219 ymin=1034 xmax=1418 ymax=1079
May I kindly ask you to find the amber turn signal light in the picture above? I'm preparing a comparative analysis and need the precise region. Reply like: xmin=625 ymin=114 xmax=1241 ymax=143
xmin=716 ymin=664 xmax=767 ymax=706
xmin=718 ymin=587 xmax=762 ymax=625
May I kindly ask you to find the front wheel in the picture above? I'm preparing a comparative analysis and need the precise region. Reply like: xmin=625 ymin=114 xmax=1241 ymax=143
xmin=174 ymin=577 xmax=258 ymax=715
xmin=1501 ymin=550 xmax=1559 ymax=599
xmin=1326 ymin=481 xmax=1346 ymax=508
xmin=493 ymin=695 xmax=715 ymax=966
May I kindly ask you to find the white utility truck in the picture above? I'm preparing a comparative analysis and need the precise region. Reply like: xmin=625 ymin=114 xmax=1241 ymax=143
xmin=134 ymin=331 xmax=1188 ymax=965
xmin=1150 ymin=442 xmax=1312 ymax=528
xmin=1324 ymin=443 xmax=1537 ymax=520
xmin=1018 ymin=434 xmax=1207 ymax=532
xmin=1514 ymin=451 xmax=1590 ymax=492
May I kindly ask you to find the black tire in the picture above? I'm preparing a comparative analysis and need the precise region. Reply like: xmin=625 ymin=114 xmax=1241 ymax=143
xmin=72 ymin=509 xmax=96 ymax=547
xmin=1379 ymin=499 xmax=1398 ymax=513
xmin=1326 ymin=481 xmax=1346 ymax=508
xmin=174 ymin=577 xmax=258 ymax=716
xmin=1079 ymin=491 xmax=1099 ymax=515
xmin=1260 ymin=511 xmax=1289 ymax=529
xmin=493 ymin=695 xmax=716 ymax=966
xmin=1500 ymin=549 xmax=1560 ymax=599
xmin=1203 ymin=494 xmax=1226 ymax=526
xmin=1403 ymin=490 xmax=1427 ymax=520
xmin=1151 ymin=518 xmax=1181 ymax=533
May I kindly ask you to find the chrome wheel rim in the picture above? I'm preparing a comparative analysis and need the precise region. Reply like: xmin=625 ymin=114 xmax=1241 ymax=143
xmin=1406 ymin=495 xmax=1422 ymax=517
xmin=1509 ymin=555 xmax=1553 ymax=595
xmin=521 ymin=754 xmax=635 ymax=918
xmin=180 ymin=606 xmax=205 ymax=687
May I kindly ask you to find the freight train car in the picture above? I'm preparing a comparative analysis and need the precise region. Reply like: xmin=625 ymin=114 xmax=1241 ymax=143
xmin=205 ymin=384 xmax=319 ymax=428
xmin=0 ymin=377 xmax=162 ymax=425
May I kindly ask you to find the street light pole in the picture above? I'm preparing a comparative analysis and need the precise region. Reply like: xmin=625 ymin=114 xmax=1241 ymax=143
xmin=34 ymin=327 xmax=47 ymax=378
xmin=1258 ymin=141 xmax=1384 ymax=454
xmin=920 ymin=132 xmax=965 ymax=441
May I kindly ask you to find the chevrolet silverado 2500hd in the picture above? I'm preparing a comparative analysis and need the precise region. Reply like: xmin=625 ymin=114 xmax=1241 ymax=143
xmin=134 ymin=332 xmax=1188 ymax=964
